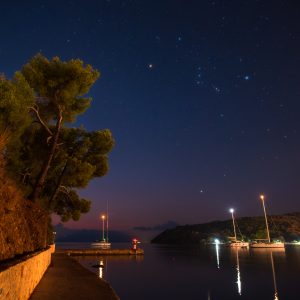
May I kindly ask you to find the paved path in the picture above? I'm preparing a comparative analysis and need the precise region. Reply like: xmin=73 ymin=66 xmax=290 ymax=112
xmin=30 ymin=253 xmax=119 ymax=300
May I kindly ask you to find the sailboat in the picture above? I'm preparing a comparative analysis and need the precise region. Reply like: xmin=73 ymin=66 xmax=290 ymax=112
xmin=250 ymin=195 xmax=284 ymax=249
xmin=91 ymin=202 xmax=111 ymax=249
xmin=228 ymin=208 xmax=249 ymax=248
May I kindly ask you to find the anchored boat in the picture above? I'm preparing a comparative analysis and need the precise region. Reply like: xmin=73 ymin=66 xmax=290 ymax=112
xmin=228 ymin=208 xmax=249 ymax=248
xmin=250 ymin=195 xmax=284 ymax=249
xmin=91 ymin=202 xmax=111 ymax=249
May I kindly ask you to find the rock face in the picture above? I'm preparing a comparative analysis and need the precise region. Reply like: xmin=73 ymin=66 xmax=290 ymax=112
xmin=0 ymin=159 xmax=48 ymax=261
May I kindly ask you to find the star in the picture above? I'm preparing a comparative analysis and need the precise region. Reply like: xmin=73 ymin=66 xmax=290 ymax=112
xmin=212 ymin=85 xmax=221 ymax=93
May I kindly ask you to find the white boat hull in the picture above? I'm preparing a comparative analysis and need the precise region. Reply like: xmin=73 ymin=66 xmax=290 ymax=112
xmin=250 ymin=242 xmax=285 ymax=248
xmin=91 ymin=242 xmax=111 ymax=249
xmin=229 ymin=242 xmax=249 ymax=248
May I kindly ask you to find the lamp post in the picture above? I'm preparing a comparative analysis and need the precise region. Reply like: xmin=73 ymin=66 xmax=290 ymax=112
xmin=260 ymin=194 xmax=271 ymax=243
xmin=101 ymin=214 xmax=106 ymax=241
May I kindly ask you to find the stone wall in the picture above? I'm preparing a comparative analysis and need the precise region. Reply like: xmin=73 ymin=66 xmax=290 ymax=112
xmin=0 ymin=246 xmax=53 ymax=300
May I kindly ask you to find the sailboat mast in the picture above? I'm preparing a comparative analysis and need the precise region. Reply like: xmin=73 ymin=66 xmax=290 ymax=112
xmin=106 ymin=199 xmax=109 ymax=242
xmin=260 ymin=195 xmax=271 ymax=243
xmin=101 ymin=215 xmax=105 ymax=241
xmin=230 ymin=209 xmax=237 ymax=242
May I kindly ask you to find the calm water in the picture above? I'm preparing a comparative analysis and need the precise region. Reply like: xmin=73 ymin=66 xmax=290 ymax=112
xmin=57 ymin=243 xmax=300 ymax=300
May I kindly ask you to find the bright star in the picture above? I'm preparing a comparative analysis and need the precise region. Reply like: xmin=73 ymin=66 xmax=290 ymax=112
xmin=212 ymin=85 xmax=220 ymax=93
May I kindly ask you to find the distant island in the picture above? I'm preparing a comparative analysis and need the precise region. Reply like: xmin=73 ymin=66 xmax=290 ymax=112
xmin=54 ymin=223 xmax=131 ymax=243
xmin=151 ymin=212 xmax=300 ymax=244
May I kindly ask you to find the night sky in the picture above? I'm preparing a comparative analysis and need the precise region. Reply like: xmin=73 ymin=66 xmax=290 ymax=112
xmin=1 ymin=1 xmax=300 ymax=230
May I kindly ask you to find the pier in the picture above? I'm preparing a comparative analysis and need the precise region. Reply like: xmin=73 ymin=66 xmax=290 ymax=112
xmin=63 ymin=248 xmax=144 ymax=256
xmin=30 ymin=253 xmax=119 ymax=300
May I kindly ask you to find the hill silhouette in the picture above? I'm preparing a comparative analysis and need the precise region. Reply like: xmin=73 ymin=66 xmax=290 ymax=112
xmin=151 ymin=212 xmax=300 ymax=244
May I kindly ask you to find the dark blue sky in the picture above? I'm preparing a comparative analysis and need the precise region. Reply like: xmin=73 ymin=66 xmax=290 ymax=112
xmin=1 ymin=0 xmax=300 ymax=229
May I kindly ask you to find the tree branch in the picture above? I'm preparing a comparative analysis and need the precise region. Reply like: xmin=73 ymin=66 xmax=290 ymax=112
xmin=28 ymin=105 xmax=53 ymax=136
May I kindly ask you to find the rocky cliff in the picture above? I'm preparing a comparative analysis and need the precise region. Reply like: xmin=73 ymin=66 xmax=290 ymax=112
xmin=0 ymin=154 xmax=48 ymax=261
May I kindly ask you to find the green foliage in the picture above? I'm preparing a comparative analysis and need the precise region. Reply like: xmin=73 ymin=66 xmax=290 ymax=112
xmin=54 ymin=189 xmax=91 ymax=222
xmin=0 ymin=72 xmax=34 ymax=139
xmin=21 ymin=54 xmax=99 ymax=123
xmin=2 ymin=54 xmax=114 ymax=222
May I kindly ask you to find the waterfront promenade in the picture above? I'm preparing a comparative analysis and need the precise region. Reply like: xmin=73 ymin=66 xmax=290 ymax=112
xmin=30 ymin=252 xmax=119 ymax=300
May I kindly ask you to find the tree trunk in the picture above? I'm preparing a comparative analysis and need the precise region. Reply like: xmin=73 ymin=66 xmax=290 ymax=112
xmin=48 ymin=158 xmax=69 ymax=209
xmin=30 ymin=108 xmax=63 ymax=202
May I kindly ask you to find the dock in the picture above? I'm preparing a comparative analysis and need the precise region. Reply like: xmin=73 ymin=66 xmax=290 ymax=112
xmin=63 ymin=248 xmax=144 ymax=256
xmin=30 ymin=252 xmax=119 ymax=300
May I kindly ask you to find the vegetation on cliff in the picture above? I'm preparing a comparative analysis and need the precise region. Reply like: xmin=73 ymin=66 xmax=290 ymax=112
xmin=0 ymin=55 xmax=114 ymax=260
xmin=151 ymin=212 xmax=300 ymax=244
xmin=0 ymin=133 xmax=48 ymax=261
xmin=1 ymin=54 xmax=114 ymax=222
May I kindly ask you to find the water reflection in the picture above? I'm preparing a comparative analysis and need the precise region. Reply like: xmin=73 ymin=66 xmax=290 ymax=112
xmin=270 ymin=251 xmax=279 ymax=300
xmin=251 ymin=248 xmax=285 ymax=300
xmin=70 ymin=243 xmax=300 ymax=300
xmin=98 ymin=259 xmax=105 ymax=279
xmin=236 ymin=249 xmax=242 ymax=295
xmin=230 ymin=248 xmax=246 ymax=296
xmin=75 ymin=253 xmax=144 ymax=281
xmin=214 ymin=240 xmax=220 ymax=269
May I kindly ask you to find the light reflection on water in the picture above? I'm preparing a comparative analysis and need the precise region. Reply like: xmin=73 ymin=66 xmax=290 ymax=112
xmin=60 ymin=243 xmax=300 ymax=300
xmin=215 ymin=242 xmax=220 ymax=269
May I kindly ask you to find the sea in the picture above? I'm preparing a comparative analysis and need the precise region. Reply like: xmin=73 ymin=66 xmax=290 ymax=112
xmin=56 ymin=242 xmax=300 ymax=300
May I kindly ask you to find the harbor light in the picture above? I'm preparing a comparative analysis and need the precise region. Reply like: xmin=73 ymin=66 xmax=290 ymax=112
xmin=229 ymin=208 xmax=234 ymax=213
xmin=260 ymin=194 xmax=265 ymax=201
xmin=214 ymin=238 xmax=220 ymax=245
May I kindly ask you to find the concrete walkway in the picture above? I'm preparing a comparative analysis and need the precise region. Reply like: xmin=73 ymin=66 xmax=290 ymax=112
xmin=30 ymin=253 xmax=119 ymax=300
